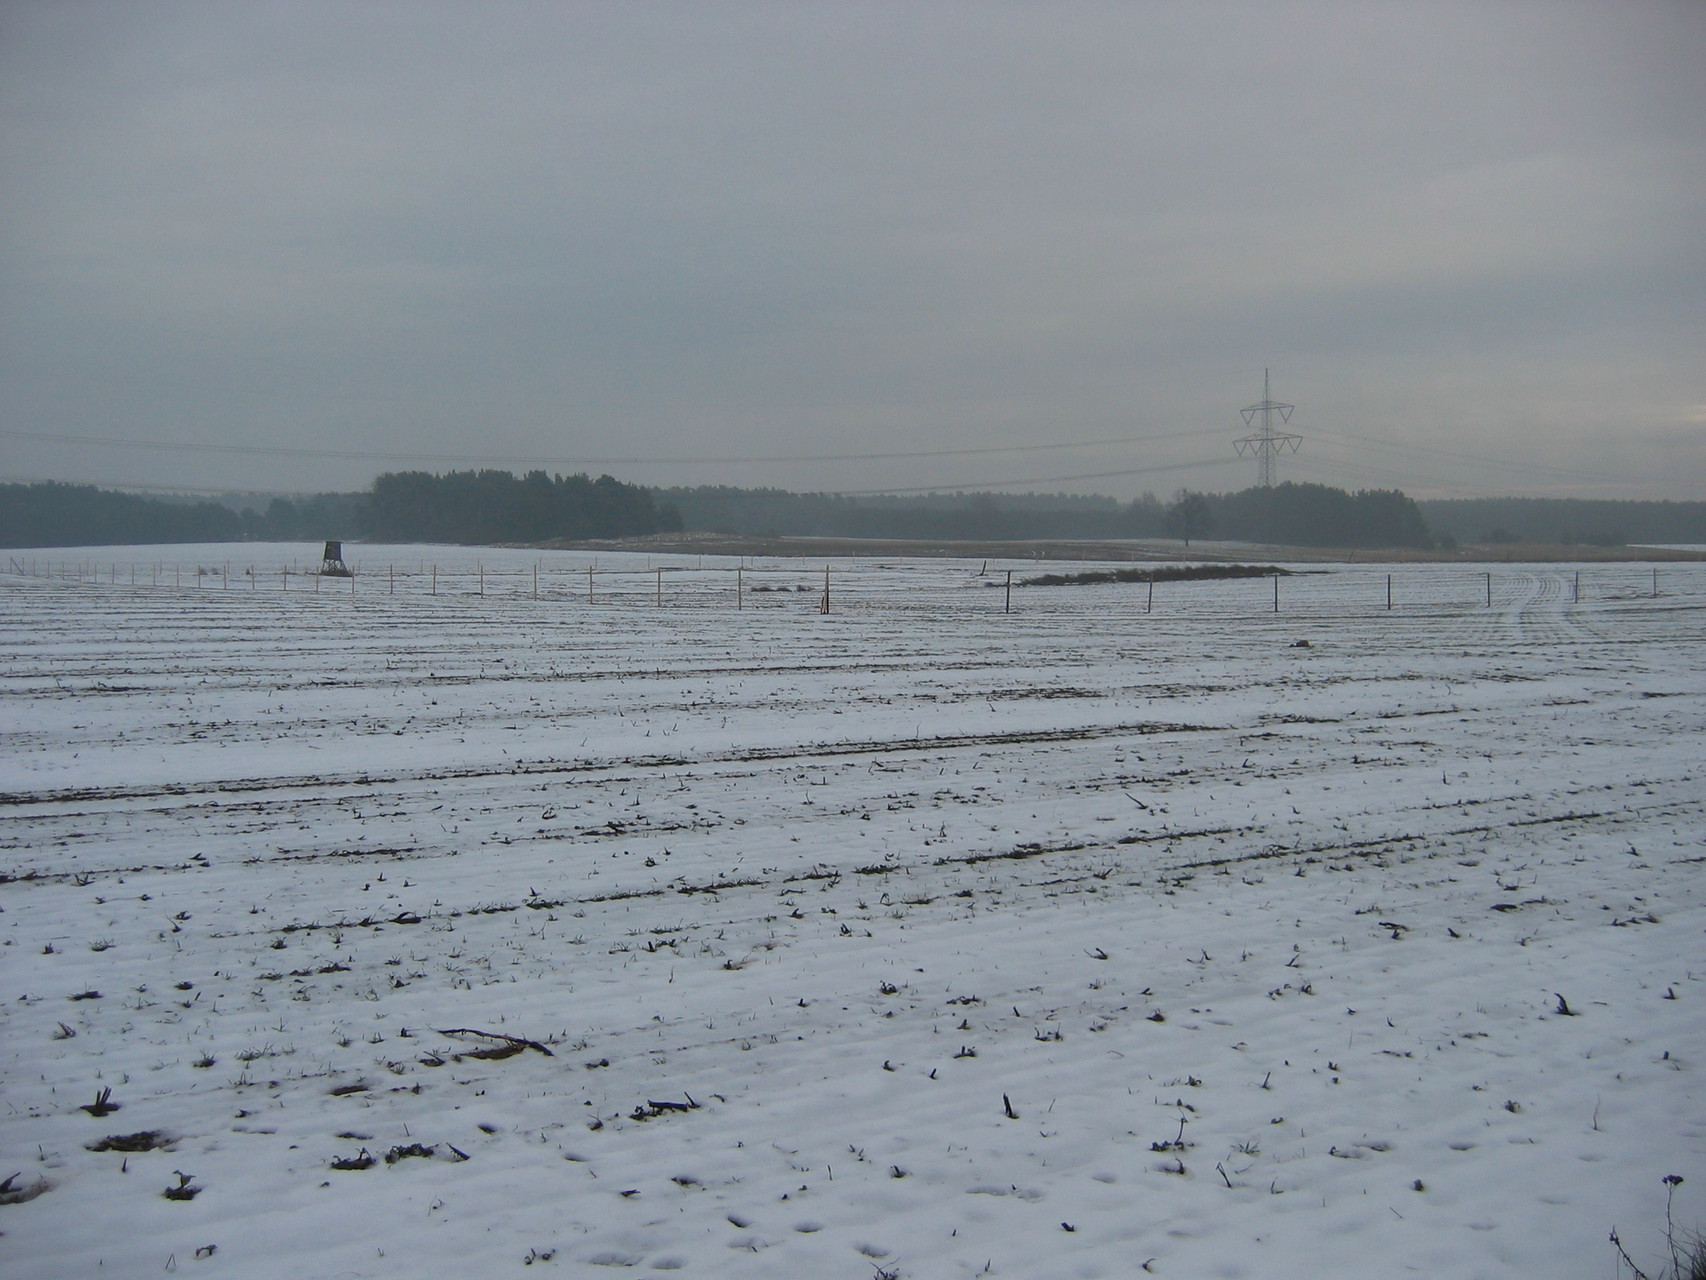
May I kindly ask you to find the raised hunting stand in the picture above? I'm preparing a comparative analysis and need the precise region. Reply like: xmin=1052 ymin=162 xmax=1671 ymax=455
xmin=318 ymin=541 xmax=353 ymax=578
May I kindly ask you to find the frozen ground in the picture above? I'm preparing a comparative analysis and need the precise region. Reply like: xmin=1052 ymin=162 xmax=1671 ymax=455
xmin=1 ymin=544 xmax=1702 ymax=1279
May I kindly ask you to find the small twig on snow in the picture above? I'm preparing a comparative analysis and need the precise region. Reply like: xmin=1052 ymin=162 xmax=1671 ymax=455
xmin=431 ymin=1027 xmax=555 ymax=1056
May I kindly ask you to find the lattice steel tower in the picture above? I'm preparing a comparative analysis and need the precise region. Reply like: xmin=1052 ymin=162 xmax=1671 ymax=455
xmin=1234 ymin=369 xmax=1302 ymax=487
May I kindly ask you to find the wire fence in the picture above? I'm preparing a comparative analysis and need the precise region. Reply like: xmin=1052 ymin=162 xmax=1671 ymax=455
xmin=4 ymin=550 xmax=1696 ymax=621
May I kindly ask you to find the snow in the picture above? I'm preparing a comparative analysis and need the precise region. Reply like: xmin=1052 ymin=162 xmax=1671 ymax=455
xmin=2 ymin=544 xmax=1702 ymax=1279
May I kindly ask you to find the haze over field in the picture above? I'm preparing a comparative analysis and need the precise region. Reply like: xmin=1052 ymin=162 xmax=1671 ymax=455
xmin=1 ymin=2 xmax=1702 ymax=501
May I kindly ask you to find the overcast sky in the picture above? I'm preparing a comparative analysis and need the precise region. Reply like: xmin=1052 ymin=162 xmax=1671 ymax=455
xmin=2 ymin=1 xmax=1701 ymax=502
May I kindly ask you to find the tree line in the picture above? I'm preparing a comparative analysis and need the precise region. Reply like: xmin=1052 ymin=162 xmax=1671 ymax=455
xmin=0 ymin=481 xmax=246 ymax=548
xmin=1418 ymin=497 xmax=1706 ymax=547
xmin=656 ymin=486 xmax=1169 ymax=541
xmin=660 ymin=483 xmax=1432 ymax=548
xmin=11 ymin=471 xmax=1702 ymax=552
xmin=363 ymin=470 xmax=680 ymax=543
xmin=0 ymin=472 xmax=674 ymax=548
xmin=1166 ymin=483 xmax=1434 ymax=549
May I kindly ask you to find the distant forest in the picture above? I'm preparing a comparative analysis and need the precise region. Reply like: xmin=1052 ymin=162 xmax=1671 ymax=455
xmin=659 ymin=482 xmax=1433 ymax=549
xmin=0 ymin=481 xmax=365 ymax=548
xmin=656 ymin=486 xmax=1165 ymax=541
xmin=1201 ymin=484 xmax=1433 ymax=548
xmin=364 ymin=470 xmax=679 ymax=543
xmin=1 ymin=481 xmax=245 ymax=547
xmin=7 ymin=474 xmax=1704 ymax=551
xmin=0 ymin=472 xmax=674 ymax=548
xmin=1418 ymin=497 xmax=1706 ymax=546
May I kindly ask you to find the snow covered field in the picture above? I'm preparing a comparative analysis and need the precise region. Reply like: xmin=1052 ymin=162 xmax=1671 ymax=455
xmin=2 ymin=544 xmax=1702 ymax=1279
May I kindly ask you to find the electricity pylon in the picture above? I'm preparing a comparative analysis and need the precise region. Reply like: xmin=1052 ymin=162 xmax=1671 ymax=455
xmin=1234 ymin=369 xmax=1301 ymax=488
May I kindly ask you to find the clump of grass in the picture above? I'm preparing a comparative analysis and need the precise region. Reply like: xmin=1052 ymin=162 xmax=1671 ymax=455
xmin=0 ymin=1173 xmax=51 ymax=1206
xmin=79 ymin=1087 xmax=120 ymax=1117
xmin=1021 ymin=564 xmax=1288 ymax=588
xmin=87 ymin=1131 xmax=171 ymax=1153
xmin=1612 ymin=1175 xmax=1705 ymax=1280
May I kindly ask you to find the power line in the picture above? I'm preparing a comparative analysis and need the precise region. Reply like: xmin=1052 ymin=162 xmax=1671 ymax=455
xmin=831 ymin=456 xmax=1237 ymax=497
xmin=0 ymin=474 xmax=323 ymax=498
xmin=1306 ymin=427 xmax=1629 ymax=484
xmin=1289 ymin=447 xmax=1691 ymax=499
xmin=2 ymin=455 xmax=1240 ymax=502
xmin=0 ymin=425 xmax=1215 ymax=468
xmin=1283 ymin=454 xmax=1513 ymax=497
xmin=12 ymin=421 xmax=1671 ymax=499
